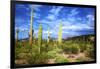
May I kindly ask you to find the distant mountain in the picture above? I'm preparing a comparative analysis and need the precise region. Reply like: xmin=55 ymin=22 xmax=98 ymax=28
xmin=16 ymin=34 xmax=95 ymax=42
xmin=63 ymin=34 xmax=95 ymax=41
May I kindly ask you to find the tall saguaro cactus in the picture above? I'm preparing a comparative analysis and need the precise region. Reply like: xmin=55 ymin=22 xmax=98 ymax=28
xmin=29 ymin=7 xmax=34 ymax=46
xmin=47 ymin=27 xmax=50 ymax=43
xmin=58 ymin=23 xmax=62 ymax=46
xmin=38 ymin=24 xmax=42 ymax=53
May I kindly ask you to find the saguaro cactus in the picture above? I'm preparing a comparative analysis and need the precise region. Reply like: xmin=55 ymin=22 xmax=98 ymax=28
xmin=15 ymin=29 xmax=19 ymax=45
xmin=38 ymin=24 xmax=42 ymax=53
xmin=47 ymin=27 xmax=50 ymax=43
xmin=16 ymin=28 xmax=19 ymax=43
xmin=58 ymin=23 xmax=62 ymax=46
xmin=29 ymin=7 xmax=34 ymax=46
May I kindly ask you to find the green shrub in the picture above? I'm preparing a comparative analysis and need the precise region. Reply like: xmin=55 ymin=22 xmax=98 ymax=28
xmin=47 ymin=48 xmax=62 ymax=58
xmin=85 ymin=45 xmax=94 ymax=59
xmin=71 ymin=45 xmax=80 ymax=54
xmin=27 ymin=45 xmax=49 ymax=64
xmin=79 ymin=43 xmax=87 ymax=52
xmin=29 ymin=52 xmax=49 ymax=64
xmin=55 ymin=55 xmax=69 ymax=63
xmin=63 ymin=44 xmax=80 ymax=54
xmin=15 ymin=49 xmax=20 ymax=59
xmin=76 ymin=56 xmax=92 ymax=62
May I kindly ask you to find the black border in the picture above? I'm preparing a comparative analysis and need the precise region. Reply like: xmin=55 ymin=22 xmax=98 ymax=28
xmin=11 ymin=1 xmax=97 ymax=68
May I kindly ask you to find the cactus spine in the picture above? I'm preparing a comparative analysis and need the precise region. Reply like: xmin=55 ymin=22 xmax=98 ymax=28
xmin=58 ymin=23 xmax=62 ymax=46
xmin=47 ymin=27 xmax=50 ymax=43
xmin=29 ymin=7 xmax=34 ymax=46
xmin=38 ymin=24 xmax=42 ymax=53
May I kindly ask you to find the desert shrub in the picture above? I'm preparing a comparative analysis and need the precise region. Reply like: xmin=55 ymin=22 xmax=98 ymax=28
xmin=28 ymin=52 xmax=49 ymax=64
xmin=47 ymin=48 xmax=62 ymax=58
xmin=76 ymin=56 xmax=92 ymax=62
xmin=15 ymin=49 xmax=20 ymax=59
xmin=85 ymin=45 xmax=94 ymax=59
xmin=71 ymin=45 xmax=80 ymax=54
xmin=55 ymin=55 xmax=69 ymax=63
xmin=27 ymin=45 xmax=49 ymax=64
xmin=41 ymin=44 xmax=50 ymax=52
xmin=63 ymin=44 xmax=80 ymax=54
xmin=63 ymin=46 xmax=71 ymax=54
xmin=16 ymin=42 xmax=22 ymax=48
xmin=16 ymin=53 xmax=29 ymax=59
xmin=79 ymin=43 xmax=87 ymax=52
xmin=15 ymin=42 xmax=22 ymax=59
xmin=15 ymin=43 xmax=31 ymax=59
xmin=42 ymin=43 xmax=57 ymax=52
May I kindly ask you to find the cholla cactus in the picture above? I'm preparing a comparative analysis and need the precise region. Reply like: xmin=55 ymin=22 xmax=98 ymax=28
xmin=58 ymin=23 xmax=62 ymax=46
xmin=38 ymin=24 xmax=42 ymax=53
xmin=47 ymin=27 xmax=50 ymax=43
xmin=29 ymin=7 xmax=34 ymax=46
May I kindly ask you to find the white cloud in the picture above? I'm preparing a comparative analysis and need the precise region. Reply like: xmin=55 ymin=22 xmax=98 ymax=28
xmin=46 ymin=14 xmax=55 ymax=20
xmin=86 ymin=14 xmax=94 ymax=27
xmin=43 ymin=30 xmax=53 ymax=34
xmin=69 ymin=8 xmax=79 ymax=16
xmin=87 ymin=14 xmax=94 ymax=21
xmin=50 ymin=6 xmax=63 ymax=15
xmin=46 ymin=6 xmax=63 ymax=20
xmin=16 ymin=4 xmax=29 ymax=11
xmin=29 ymin=5 xmax=42 ymax=11
xmin=15 ymin=25 xmax=29 ymax=32
xmin=67 ymin=17 xmax=76 ymax=22
xmin=62 ymin=24 xmax=93 ymax=31
xmin=15 ymin=18 xmax=25 ymax=23
xmin=77 ymin=18 xmax=82 ymax=21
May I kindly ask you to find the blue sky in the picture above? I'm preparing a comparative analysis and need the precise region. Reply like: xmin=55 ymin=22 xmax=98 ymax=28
xmin=15 ymin=4 xmax=95 ymax=39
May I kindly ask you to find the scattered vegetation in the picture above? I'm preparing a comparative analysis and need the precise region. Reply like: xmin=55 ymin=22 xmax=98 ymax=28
xmin=15 ymin=34 xmax=95 ymax=65
xmin=15 ymin=8 xmax=95 ymax=65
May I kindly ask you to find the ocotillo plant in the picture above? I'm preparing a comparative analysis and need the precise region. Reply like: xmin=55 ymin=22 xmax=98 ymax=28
xmin=47 ymin=27 xmax=50 ymax=43
xmin=58 ymin=22 xmax=62 ymax=46
xmin=38 ymin=24 xmax=42 ymax=53
xmin=29 ymin=7 xmax=34 ymax=46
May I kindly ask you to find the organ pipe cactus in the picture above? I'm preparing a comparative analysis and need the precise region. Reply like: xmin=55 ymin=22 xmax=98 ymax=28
xmin=38 ymin=24 xmax=42 ymax=53
xmin=58 ymin=23 xmax=62 ymax=46
xmin=29 ymin=7 xmax=34 ymax=46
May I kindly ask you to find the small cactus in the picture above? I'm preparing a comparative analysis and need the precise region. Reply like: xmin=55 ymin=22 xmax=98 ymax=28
xmin=58 ymin=22 xmax=62 ymax=46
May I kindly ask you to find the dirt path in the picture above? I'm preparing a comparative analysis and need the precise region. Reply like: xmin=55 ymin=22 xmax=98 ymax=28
xmin=47 ymin=52 xmax=86 ymax=63
xmin=47 ymin=59 xmax=55 ymax=64
xmin=62 ymin=52 xmax=85 ymax=62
